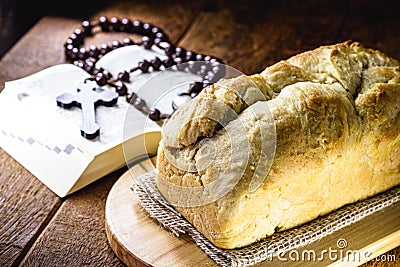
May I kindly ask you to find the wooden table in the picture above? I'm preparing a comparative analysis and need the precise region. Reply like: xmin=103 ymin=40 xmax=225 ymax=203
xmin=0 ymin=0 xmax=399 ymax=266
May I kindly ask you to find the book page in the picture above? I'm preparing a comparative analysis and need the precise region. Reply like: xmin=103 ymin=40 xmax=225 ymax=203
xmin=0 ymin=44 xmax=205 ymax=196
xmin=2 ymin=46 xmax=166 ymax=157
xmin=0 ymin=84 xmax=93 ymax=197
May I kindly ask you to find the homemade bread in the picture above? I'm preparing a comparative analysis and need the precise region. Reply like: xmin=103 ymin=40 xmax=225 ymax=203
xmin=155 ymin=41 xmax=400 ymax=249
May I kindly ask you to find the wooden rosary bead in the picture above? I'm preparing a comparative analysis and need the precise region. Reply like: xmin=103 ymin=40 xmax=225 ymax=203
xmin=203 ymin=55 xmax=212 ymax=62
xmin=112 ymin=40 xmax=121 ymax=50
xmin=126 ymin=92 xmax=136 ymax=103
xmin=74 ymin=28 xmax=83 ymax=37
xmin=78 ymin=48 xmax=87 ymax=60
xmin=105 ymin=71 xmax=113 ymax=80
xmin=65 ymin=38 xmax=74 ymax=47
xmin=121 ymin=18 xmax=133 ymax=33
xmin=185 ymin=51 xmax=196 ymax=61
xmin=83 ymin=60 xmax=94 ymax=73
xmin=73 ymin=29 xmax=84 ymax=45
xmin=162 ymin=58 xmax=174 ymax=68
xmin=138 ymin=60 xmax=150 ymax=72
xmin=174 ymin=58 xmax=186 ymax=71
xmin=188 ymin=61 xmax=201 ymax=73
xmin=205 ymin=72 xmax=217 ymax=83
xmin=82 ymin=20 xmax=92 ymax=36
xmin=188 ymin=82 xmax=204 ymax=95
xmin=65 ymin=44 xmax=74 ymax=58
xmin=92 ymin=67 xmax=103 ymax=75
xmin=95 ymin=73 xmax=108 ymax=86
xmin=110 ymin=17 xmax=121 ymax=32
xmin=148 ymin=109 xmax=161 ymax=121
xmin=155 ymin=32 xmax=168 ymax=42
xmin=197 ymin=64 xmax=209 ymax=77
xmin=196 ymin=54 xmax=205 ymax=61
xmin=174 ymin=47 xmax=186 ymax=59
xmin=212 ymin=64 xmax=225 ymax=79
xmin=71 ymin=47 xmax=79 ymax=60
xmin=123 ymin=37 xmax=134 ymax=46
xmin=142 ymin=36 xmax=154 ymax=49
xmin=132 ymin=20 xmax=144 ymax=34
xmin=164 ymin=44 xmax=176 ymax=57
xmin=88 ymin=45 xmax=99 ymax=58
xmin=151 ymin=27 xmax=160 ymax=36
xmin=209 ymin=57 xmax=221 ymax=64
xmin=69 ymin=33 xmax=82 ymax=47
xmin=99 ymin=16 xmax=110 ymax=32
xmin=73 ymin=60 xmax=84 ymax=69
xmin=143 ymin=23 xmax=153 ymax=35
xmin=100 ymin=43 xmax=111 ymax=55
xmin=118 ymin=71 xmax=130 ymax=82
xmin=154 ymin=37 xmax=162 ymax=46
xmin=151 ymin=57 xmax=162 ymax=71
xmin=116 ymin=83 xmax=128 ymax=96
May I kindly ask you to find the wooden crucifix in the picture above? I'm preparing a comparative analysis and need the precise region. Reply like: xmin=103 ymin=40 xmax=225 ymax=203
xmin=56 ymin=80 xmax=119 ymax=139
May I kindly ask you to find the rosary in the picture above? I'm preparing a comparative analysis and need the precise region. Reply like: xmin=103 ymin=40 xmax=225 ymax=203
xmin=58 ymin=16 xmax=225 ymax=139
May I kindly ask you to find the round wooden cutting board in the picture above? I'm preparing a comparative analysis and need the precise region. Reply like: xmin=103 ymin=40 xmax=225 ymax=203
xmin=104 ymin=157 xmax=217 ymax=267
xmin=105 ymin=157 xmax=400 ymax=267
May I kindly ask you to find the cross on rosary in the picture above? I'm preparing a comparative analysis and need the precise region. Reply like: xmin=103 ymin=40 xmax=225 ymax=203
xmin=59 ymin=16 xmax=225 ymax=140
xmin=56 ymin=80 xmax=118 ymax=139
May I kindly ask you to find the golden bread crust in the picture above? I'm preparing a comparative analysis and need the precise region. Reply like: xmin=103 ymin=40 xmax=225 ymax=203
xmin=156 ymin=41 xmax=400 ymax=249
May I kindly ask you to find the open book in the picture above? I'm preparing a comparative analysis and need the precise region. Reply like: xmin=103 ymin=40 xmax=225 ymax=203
xmin=0 ymin=45 xmax=200 ymax=197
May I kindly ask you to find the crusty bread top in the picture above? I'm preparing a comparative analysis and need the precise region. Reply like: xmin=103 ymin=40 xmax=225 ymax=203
xmin=158 ymin=41 xmax=400 ymax=194
xmin=162 ymin=41 xmax=400 ymax=151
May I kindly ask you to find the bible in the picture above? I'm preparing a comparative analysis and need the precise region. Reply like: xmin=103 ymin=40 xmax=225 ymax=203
xmin=0 ymin=45 xmax=199 ymax=197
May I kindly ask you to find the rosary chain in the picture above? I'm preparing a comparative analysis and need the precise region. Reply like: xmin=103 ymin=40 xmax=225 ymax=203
xmin=64 ymin=16 xmax=225 ymax=121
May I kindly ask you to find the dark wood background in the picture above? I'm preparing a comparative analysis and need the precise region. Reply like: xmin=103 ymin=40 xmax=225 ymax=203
xmin=0 ymin=0 xmax=399 ymax=266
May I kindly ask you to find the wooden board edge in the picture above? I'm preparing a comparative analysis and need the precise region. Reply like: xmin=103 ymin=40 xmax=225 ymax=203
xmin=105 ymin=170 xmax=152 ymax=267
xmin=105 ymin=218 xmax=150 ymax=267
xmin=328 ymin=230 xmax=400 ymax=267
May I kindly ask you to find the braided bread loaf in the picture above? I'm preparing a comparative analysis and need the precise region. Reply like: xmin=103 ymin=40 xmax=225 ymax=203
xmin=155 ymin=41 xmax=400 ymax=249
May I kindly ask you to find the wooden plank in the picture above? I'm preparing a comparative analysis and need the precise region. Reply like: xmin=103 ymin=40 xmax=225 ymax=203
xmin=105 ymin=158 xmax=400 ymax=267
xmin=0 ymin=2 xmax=43 ymax=59
xmin=14 ymin=0 xmax=204 ymax=265
xmin=0 ymin=17 xmax=76 ymax=90
xmin=0 ymin=14 xmax=86 ymax=267
xmin=0 ymin=16 xmax=85 ymax=267
xmin=0 ymin=0 xmax=203 ymax=91
xmin=20 ymin=167 xmax=129 ymax=267
xmin=0 ymin=148 xmax=61 ymax=267
xmin=178 ymin=0 xmax=347 ymax=75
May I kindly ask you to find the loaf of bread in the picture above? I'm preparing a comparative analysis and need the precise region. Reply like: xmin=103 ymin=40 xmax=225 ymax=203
xmin=155 ymin=41 xmax=400 ymax=249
